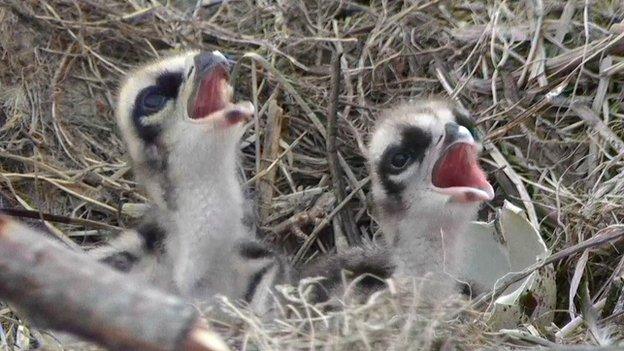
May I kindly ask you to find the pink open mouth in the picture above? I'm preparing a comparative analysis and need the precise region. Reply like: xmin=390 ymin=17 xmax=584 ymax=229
xmin=187 ymin=64 xmax=253 ymax=125
xmin=431 ymin=142 xmax=494 ymax=203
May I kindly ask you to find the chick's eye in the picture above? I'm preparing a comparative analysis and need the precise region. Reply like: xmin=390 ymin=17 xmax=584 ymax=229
xmin=141 ymin=90 xmax=167 ymax=111
xmin=390 ymin=152 xmax=411 ymax=170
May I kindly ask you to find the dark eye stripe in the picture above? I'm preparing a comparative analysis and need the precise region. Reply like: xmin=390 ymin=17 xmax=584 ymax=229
xmin=380 ymin=146 xmax=413 ymax=178
xmin=238 ymin=241 xmax=274 ymax=259
xmin=243 ymin=263 xmax=274 ymax=302
xmin=400 ymin=126 xmax=431 ymax=164
xmin=390 ymin=152 xmax=411 ymax=170
xmin=377 ymin=126 xmax=431 ymax=197
xmin=131 ymin=71 xmax=183 ymax=144
xmin=142 ymin=92 xmax=167 ymax=110
xmin=136 ymin=220 xmax=167 ymax=252
xmin=155 ymin=71 xmax=184 ymax=98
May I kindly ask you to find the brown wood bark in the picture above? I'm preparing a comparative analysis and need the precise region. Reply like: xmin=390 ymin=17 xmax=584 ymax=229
xmin=0 ymin=215 xmax=229 ymax=351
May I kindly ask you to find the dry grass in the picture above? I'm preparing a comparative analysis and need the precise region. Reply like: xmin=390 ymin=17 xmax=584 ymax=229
xmin=1 ymin=0 xmax=624 ymax=349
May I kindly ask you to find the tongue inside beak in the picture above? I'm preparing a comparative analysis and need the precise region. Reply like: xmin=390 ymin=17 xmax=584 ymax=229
xmin=432 ymin=143 xmax=494 ymax=203
xmin=191 ymin=67 xmax=229 ymax=119
xmin=189 ymin=65 xmax=253 ymax=125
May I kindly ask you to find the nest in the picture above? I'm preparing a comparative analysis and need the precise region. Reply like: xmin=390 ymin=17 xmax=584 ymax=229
xmin=1 ymin=0 xmax=624 ymax=349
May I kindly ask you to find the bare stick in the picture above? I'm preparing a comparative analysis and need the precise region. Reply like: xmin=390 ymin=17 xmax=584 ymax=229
xmin=0 ymin=215 xmax=229 ymax=351
xmin=327 ymin=51 xmax=359 ymax=247
xmin=0 ymin=207 xmax=122 ymax=230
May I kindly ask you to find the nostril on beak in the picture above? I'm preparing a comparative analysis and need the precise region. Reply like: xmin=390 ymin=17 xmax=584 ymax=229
xmin=194 ymin=51 xmax=230 ymax=73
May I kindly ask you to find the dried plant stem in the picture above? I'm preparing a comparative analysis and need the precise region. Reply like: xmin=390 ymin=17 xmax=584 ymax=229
xmin=327 ymin=51 xmax=359 ymax=247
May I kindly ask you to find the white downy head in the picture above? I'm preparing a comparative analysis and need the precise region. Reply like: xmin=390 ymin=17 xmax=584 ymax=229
xmin=116 ymin=51 xmax=258 ymax=298
xmin=368 ymin=99 xmax=494 ymax=290
xmin=116 ymin=50 xmax=253 ymax=209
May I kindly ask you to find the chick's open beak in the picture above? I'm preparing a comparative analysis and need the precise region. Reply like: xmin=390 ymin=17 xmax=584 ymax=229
xmin=431 ymin=124 xmax=494 ymax=203
xmin=187 ymin=51 xmax=253 ymax=126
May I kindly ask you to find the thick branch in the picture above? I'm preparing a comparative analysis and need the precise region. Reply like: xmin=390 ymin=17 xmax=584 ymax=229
xmin=0 ymin=215 xmax=229 ymax=351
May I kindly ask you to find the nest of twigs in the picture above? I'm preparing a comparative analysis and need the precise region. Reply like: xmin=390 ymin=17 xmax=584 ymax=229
xmin=1 ymin=0 xmax=624 ymax=349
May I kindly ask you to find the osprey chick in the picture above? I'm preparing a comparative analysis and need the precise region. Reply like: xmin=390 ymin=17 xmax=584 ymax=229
xmin=112 ymin=50 xmax=394 ymax=312
xmin=115 ymin=50 xmax=282 ymax=309
xmin=368 ymin=99 xmax=494 ymax=294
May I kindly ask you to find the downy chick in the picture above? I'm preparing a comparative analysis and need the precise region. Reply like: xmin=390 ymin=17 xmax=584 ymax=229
xmin=112 ymin=50 xmax=394 ymax=312
xmin=368 ymin=99 xmax=494 ymax=295
xmin=115 ymin=50 xmax=285 ymax=311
